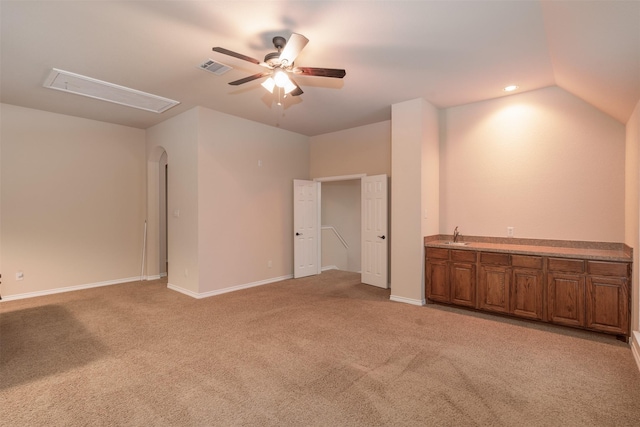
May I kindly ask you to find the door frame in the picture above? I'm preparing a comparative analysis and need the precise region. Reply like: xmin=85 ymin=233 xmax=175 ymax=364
xmin=311 ymin=173 xmax=389 ymax=287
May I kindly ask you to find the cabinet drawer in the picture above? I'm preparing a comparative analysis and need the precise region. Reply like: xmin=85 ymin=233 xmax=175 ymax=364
xmin=480 ymin=252 xmax=510 ymax=266
xmin=426 ymin=247 xmax=449 ymax=260
xmin=548 ymin=258 xmax=585 ymax=273
xmin=451 ymin=249 xmax=477 ymax=263
xmin=587 ymin=261 xmax=628 ymax=277
xmin=511 ymin=255 xmax=542 ymax=269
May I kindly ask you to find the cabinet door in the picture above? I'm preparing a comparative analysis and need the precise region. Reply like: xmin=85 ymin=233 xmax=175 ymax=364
xmin=450 ymin=262 xmax=476 ymax=307
xmin=586 ymin=276 xmax=629 ymax=335
xmin=426 ymin=260 xmax=449 ymax=303
xmin=547 ymin=272 xmax=585 ymax=327
xmin=511 ymin=268 xmax=543 ymax=320
xmin=478 ymin=265 xmax=510 ymax=313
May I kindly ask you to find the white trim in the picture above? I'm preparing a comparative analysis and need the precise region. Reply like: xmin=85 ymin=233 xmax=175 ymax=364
xmin=0 ymin=276 xmax=142 ymax=302
xmin=390 ymin=294 xmax=425 ymax=306
xmin=314 ymin=174 xmax=366 ymax=182
xmin=166 ymin=283 xmax=201 ymax=299
xmin=146 ymin=274 xmax=163 ymax=280
xmin=321 ymin=265 xmax=340 ymax=271
xmin=631 ymin=331 xmax=640 ymax=373
xmin=167 ymin=274 xmax=293 ymax=299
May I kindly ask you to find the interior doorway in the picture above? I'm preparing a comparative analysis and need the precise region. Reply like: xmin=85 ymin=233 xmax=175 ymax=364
xmin=293 ymin=174 xmax=388 ymax=288
xmin=159 ymin=151 xmax=168 ymax=278
xmin=321 ymin=179 xmax=361 ymax=273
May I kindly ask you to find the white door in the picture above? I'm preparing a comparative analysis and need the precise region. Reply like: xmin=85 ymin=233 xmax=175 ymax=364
xmin=293 ymin=180 xmax=320 ymax=278
xmin=361 ymin=174 xmax=388 ymax=288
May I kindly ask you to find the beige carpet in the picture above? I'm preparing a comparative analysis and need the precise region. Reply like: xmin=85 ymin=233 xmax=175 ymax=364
xmin=1 ymin=270 xmax=639 ymax=426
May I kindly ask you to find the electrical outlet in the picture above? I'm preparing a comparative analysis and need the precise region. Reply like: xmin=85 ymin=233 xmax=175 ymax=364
xmin=267 ymin=260 xmax=272 ymax=268
xmin=16 ymin=271 xmax=24 ymax=281
xmin=507 ymin=227 xmax=514 ymax=238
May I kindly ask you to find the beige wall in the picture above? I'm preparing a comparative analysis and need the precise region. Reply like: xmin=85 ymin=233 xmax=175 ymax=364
xmin=146 ymin=107 xmax=200 ymax=294
xmin=196 ymin=107 xmax=309 ymax=293
xmin=391 ymin=99 xmax=439 ymax=304
xmin=625 ymin=99 xmax=640 ymax=335
xmin=441 ymin=86 xmax=625 ymax=242
xmin=422 ymin=103 xmax=440 ymax=237
xmin=0 ymin=103 xmax=146 ymax=298
xmin=309 ymin=121 xmax=390 ymax=179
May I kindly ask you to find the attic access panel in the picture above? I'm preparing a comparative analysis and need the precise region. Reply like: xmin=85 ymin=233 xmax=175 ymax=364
xmin=43 ymin=68 xmax=180 ymax=113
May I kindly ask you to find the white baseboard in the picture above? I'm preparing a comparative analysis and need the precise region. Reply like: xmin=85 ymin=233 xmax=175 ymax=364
xmin=321 ymin=265 xmax=339 ymax=271
xmin=390 ymin=294 xmax=425 ymax=306
xmin=0 ymin=276 xmax=143 ymax=302
xmin=167 ymin=274 xmax=294 ymax=299
xmin=632 ymin=331 xmax=640 ymax=373
xmin=166 ymin=283 xmax=200 ymax=298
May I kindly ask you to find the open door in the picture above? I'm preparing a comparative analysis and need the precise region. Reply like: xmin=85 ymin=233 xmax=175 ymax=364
xmin=361 ymin=174 xmax=388 ymax=288
xmin=293 ymin=179 xmax=321 ymax=278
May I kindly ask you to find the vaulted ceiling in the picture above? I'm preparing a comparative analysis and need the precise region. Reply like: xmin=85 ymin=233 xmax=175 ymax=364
xmin=1 ymin=1 xmax=639 ymax=136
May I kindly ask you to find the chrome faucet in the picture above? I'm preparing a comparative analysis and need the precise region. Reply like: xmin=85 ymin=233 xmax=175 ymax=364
xmin=453 ymin=226 xmax=460 ymax=243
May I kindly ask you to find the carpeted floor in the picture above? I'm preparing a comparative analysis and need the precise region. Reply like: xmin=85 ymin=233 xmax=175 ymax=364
xmin=1 ymin=270 xmax=639 ymax=426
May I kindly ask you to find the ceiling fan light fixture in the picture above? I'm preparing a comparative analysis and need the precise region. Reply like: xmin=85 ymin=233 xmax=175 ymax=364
xmin=273 ymin=70 xmax=290 ymax=88
xmin=261 ymin=77 xmax=276 ymax=93
xmin=282 ymin=78 xmax=297 ymax=95
xmin=262 ymin=72 xmax=297 ymax=95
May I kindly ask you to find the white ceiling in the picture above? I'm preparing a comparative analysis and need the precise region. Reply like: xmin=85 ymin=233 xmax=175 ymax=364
xmin=1 ymin=1 xmax=639 ymax=136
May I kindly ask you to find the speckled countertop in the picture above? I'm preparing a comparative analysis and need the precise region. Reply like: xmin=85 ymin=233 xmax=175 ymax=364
xmin=424 ymin=235 xmax=632 ymax=262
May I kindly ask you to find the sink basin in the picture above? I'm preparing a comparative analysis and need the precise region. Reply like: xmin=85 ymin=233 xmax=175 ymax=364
xmin=443 ymin=241 xmax=469 ymax=246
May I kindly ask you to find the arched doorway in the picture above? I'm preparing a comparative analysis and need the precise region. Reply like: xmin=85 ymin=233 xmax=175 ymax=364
xmin=159 ymin=151 xmax=168 ymax=278
xmin=146 ymin=146 xmax=168 ymax=281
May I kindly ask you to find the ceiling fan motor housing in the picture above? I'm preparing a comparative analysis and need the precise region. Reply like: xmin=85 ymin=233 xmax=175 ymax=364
xmin=264 ymin=51 xmax=282 ymax=67
xmin=272 ymin=36 xmax=287 ymax=50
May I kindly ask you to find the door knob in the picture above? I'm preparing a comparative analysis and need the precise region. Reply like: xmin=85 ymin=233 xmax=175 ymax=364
xmin=378 ymin=235 xmax=386 ymax=239
xmin=295 ymin=232 xmax=302 ymax=236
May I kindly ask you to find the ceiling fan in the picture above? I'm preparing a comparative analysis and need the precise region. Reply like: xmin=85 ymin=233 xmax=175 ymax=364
xmin=212 ymin=33 xmax=346 ymax=100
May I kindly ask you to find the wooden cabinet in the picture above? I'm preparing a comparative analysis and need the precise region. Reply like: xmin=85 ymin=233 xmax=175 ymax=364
xmin=585 ymin=261 xmax=630 ymax=335
xmin=510 ymin=255 xmax=543 ymax=320
xmin=425 ymin=248 xmax=476 ymax=306
xmin=477 ymin=253 xmax=544 ymax=319
xmin=546 ymin=258 xmax=631 ymax=337
xmin=425 ymin=248 xmax=449 ymax=303
xmin=547 ymin=257 xmax=586 ymax=327
xmin=547 ymin=271 xmax=586 ymax=327
xmin=425 ymin=246 xmax=631 ymax=340
xmin=450 ymin=250 xmax=476 ymax=307
xmin=478 ymin=252 xmax=510 ymax=313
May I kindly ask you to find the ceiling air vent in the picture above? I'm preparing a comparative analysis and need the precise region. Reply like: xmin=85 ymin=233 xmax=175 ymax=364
xmin=199 ymin=59 xmax=232 ymax=75
xmin=43 ymin=68 xmax=180 ymax=113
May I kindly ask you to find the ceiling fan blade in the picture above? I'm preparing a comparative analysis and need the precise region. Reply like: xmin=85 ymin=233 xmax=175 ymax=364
xmin=212 ymin=47 xmax=261 ymax=65
xmin=293 ymin=67 xmax=346 ymax=78
xmin=279 ymin=33 xmax=309 ymax=66
xmin=228 ymin=72 xmax=271 ymax=86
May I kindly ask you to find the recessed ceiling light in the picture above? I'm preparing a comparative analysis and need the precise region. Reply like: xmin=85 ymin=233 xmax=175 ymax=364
xmin=43 ymin=68 xmax=180 ymax=113
xmin=503 ymin=85 xmax=519 ymax=92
